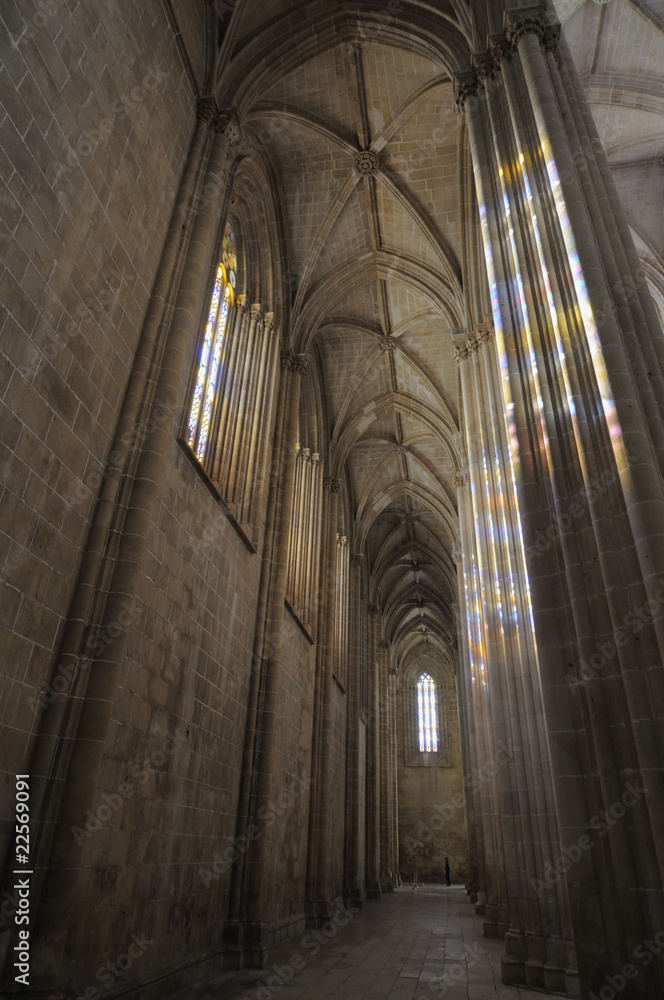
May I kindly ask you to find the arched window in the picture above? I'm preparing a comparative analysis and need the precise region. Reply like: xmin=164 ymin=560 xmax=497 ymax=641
xmin=417 ymin=672 xmax=438 ymax=752
xmin=187 ymin=221 xmax=237 ymax=460
xmin=184 ymin=219 xmax=279 ymax=538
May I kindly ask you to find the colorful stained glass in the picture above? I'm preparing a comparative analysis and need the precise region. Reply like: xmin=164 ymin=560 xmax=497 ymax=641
xmin=417 ymin=673 xmax=438 ymax=752
xmin=196 ymin=286 xmax=230 ymax=458
xmin=187 ymin=220 xmax=238 ymax=460
xmin=188 ymin=263 xmax=226 ymax=450
xmin=221 ymin=221 xmax=237 ymax=288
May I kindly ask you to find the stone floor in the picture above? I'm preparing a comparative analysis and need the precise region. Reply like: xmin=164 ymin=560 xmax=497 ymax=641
xmin=168 ymin=886 xmax=565 ymax=1000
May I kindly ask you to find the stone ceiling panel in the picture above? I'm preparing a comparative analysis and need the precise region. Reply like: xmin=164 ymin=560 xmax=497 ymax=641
xmin=347 ymin=440 xmax=394 ymax=514
xmin=591 ymin=105 xmax=664 ymax=162
xmin=362 ymin=43 xmax=442 ymax=137
xmin=393 ymin=351 xmax=446 ymax=413
xmin=262 ymin=45 xmax=358 ymax=140
xmin=265 ymin=129 xmax=356 ymax=277
xmin=598 ymin=0 xmax=664 ymax=79
xmin=381 ymin=91 xmax=462 ymax=261
xmin=308 ymin=184 xmax=373 ymax=288
xmin=375 ymin=181 xmax=445 ymax=271
xmin=316 ymin=329 xmax=378 ymax=428
xmin=395 ymin=324 xmax=459 ymax=418
xmin=325 ymin=282 xmax=382 ymax=325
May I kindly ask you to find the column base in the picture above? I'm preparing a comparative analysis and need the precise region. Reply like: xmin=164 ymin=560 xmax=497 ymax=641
xmin=483 ymin=901 xmax=508 ymax=938
xmin=366 ymin=880 xmax=382 ymax=899
xmin=224 ymin=913 xmax=307 ymax=968
xmin=501 ymin=931 xmax=580 ymax=998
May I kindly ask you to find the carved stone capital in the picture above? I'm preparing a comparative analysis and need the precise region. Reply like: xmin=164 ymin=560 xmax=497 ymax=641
xmin=338 ymin=534 xmax=347 ymax=547
xmin=292 ymin=354 xmax=309 ymax=376
xmin=350 ymin=552 xmax=365 ymax=566
xmin=250 ymin=302 xmax=262 ymax=322
xmin=196 ymin=97 xmax=217 ymax=127
xmin=280 ymin=348 xmax=293 ymax=369
xmin=505 ymin=9 xmax=548 ymax=49
xmin=354 ymin=150 xmax=378 ymax=175
xmin=453 ymin=71 xmax=479 ymax=113
xmin=236 ymin=294 xmax=249 ymax=314
xmin=488 ymin=34 xmax=512 ymax=68
xmin=216 ymin=110 xmax=241 ymax=144
xmin=473 ymin=51 xmax=496 ymax=84
xmin=368 ymin=603 xmax=380 ymax=617
xmin=453 ymin=343 xmax=469 ymax=363
xmin=331 ymin=478 xmax=343 ymax=494
xmin=542 ymin=24 xmax=561 ymax=57
xmin=453 ymin=473 xmax=467 ymax=489
xmin=263 ymin=311 xmax=275 ymax=335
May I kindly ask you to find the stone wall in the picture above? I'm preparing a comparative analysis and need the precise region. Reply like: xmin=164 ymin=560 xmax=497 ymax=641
xmin=0 ymin=0 xmax=199 ymax=838
xmin=396 ymin=655 xmax=468 ymax=884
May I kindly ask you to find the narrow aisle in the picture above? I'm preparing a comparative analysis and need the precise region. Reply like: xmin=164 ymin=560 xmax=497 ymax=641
xmin=167 ymin=887 xmax=566 ymax=1000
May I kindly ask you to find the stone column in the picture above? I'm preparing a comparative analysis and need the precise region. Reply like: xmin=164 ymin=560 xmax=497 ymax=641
xmin=452 ymin=478 xmax=481 ymax=906
xmin=377 ymin=638 xmax=394 ymax=892
xmin=457 ymin=6 xmax=664 ymax=994
xmin=305 ymin=476 xmax=343 ymax=925
xmin=344 ymin=552 xmax=366 ymax=905
xmin=224 ymin=351 xmax=308 ymax=966
xmin=16 ymin=104 xmax=239 ymax=989
xmin=365 ymin=604 xmax=382 ymax=898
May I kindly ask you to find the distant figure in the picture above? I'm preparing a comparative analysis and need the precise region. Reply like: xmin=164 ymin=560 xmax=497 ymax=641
xmin=445 ymin=857 xmax=451 ymax=886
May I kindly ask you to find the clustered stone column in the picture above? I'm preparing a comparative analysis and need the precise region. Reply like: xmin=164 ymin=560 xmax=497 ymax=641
xmin=225 ymin=349 xmax=309 ymax=966
xmin=15 ymin=101 xmax=239 ymax=990
xmin=305 ymin=475 xmax=343 ymax=925
xmin=455 ymin=6 xmax=664 ymax=997
xmin=285 ymin=447 xmax=324 ymax=628
xmin=365 ymin=603 xmax=383 ymax=898
xmin=207 ymin=301 xmax=279 ymax=533
xmin=344 ymin=552 xmax=367 ymax=905
xmin=453 ymin=324 xmax=574 ymax=991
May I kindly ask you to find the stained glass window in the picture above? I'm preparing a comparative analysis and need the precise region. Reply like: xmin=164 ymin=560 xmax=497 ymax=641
xmin=187 ymin=220 xmax=237 ymax=460
xmin=417 ymin=673 xmax=438 ymax=752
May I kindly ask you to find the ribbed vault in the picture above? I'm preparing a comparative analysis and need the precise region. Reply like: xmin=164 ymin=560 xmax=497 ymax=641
xmin=215 ymin=0 xmax=475 ymax=666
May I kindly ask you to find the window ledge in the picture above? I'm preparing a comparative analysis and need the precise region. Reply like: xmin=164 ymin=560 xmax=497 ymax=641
xmin=177 ymin=438 xmax=257 ymax=554
xmin=284 ymin=598 xmax=315 ymax=644
xmin=332 ymin=673 xmax=346 ymax=694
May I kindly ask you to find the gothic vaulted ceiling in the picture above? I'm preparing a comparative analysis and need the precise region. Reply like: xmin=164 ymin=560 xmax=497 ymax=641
xmin=210 ymin=0 xmax=664 ymax=667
